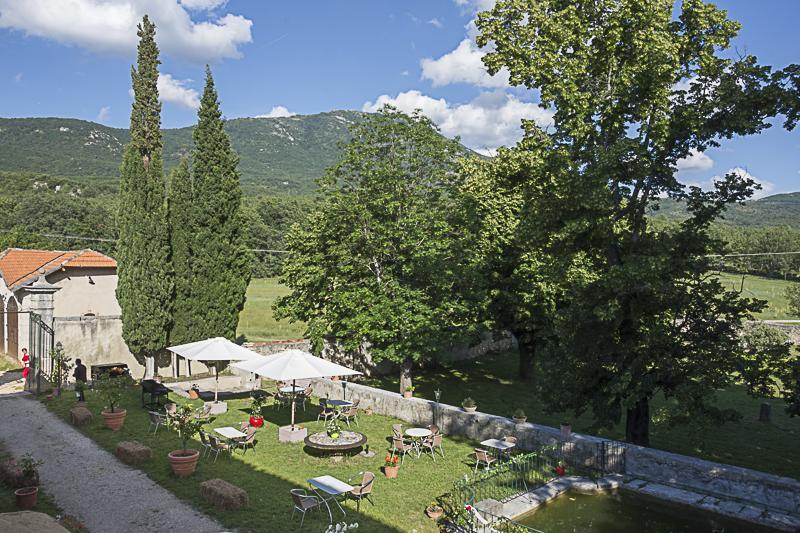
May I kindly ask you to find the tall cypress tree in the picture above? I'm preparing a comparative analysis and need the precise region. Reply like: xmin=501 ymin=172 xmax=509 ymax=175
xmin=116 ymin=15 xmax=173 ymax=377
xmin=191 ymin=66 xmax=251 ymax=339
xmin=167 ymin=157 xmax=194 ymax=345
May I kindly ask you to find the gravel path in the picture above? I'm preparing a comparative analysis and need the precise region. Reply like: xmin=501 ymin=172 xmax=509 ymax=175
xmin=0 ymin=392 xmax=224 ymax=533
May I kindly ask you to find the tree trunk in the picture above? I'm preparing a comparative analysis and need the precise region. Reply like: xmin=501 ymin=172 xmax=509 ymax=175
xmin=625 ymin=398 xmax=650 ymax=446
xmin=399 ymin=357 xmax=413 ymax=394
xmin=515 ymin=331 xmax=536 ymax=383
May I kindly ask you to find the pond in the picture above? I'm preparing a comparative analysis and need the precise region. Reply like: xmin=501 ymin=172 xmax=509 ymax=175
xmin=516 ymin=490 xmax=776 ymax=533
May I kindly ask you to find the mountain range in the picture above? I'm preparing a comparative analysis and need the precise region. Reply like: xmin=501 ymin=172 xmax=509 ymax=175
xmin=1 ymin=114 xmax=798 ymax=227
xmin=0 ymin=112 xmax=363 ymax=193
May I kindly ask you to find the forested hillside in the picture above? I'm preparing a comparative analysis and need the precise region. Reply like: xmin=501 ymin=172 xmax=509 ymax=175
xmin=0 ymin=112 xmax=363 ymax=193
xmin=656 ymin=193 xmax=800 ymax=228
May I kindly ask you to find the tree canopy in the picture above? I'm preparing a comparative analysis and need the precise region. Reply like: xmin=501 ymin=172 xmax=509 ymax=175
xmin=275 ymin=106 xmax=475 ymax=390
xmin=474 ymin=0 xmax=800 ymax=444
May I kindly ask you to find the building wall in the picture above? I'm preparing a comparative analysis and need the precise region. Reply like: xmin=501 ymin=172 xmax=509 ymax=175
xmin=49 ymin=268 xmax=120 ymax=317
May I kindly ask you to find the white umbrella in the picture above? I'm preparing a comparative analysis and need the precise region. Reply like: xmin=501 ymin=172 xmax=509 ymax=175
xmin=232 ymin=349 xmax=361 ymax=430
xmin=168 ymin=337 xmax=260 ymax=402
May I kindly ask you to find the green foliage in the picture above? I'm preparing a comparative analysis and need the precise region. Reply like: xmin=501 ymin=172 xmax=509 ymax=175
xmin=190 ymin=67 xmax=252 ymax=340
xmin=167 ymin=157 xmax=194 ymax=345
xmin=167 ymin=404 xmax=205 ymax=452
xmin=461 ymin=397 xmax=476 ymax=408
xmin=737 ymin=323 xmax=794 ymax=398
xmin=249 ymin=394 xmax=268 ymax=418
xmin=474 ymin=0 xmax=800 ymax=444
xmin=275 ymin=107 xmax=476 ymax=385
xmin=18 ymin=453 xmax=43 ymax=483
xmin=94 ymin=373 xmax=133 ymax=412
xmin=116 ymin=16 xmax=173 ymax=363
xmin=42 ymin=344 xmax=72 ymax=390
xmin=785 ymin=282 xmax=800 ymax=318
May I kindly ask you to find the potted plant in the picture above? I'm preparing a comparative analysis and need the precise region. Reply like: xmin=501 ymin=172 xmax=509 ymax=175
xmin=14 ymin=454 xmax=42 ymax=510
xmin=512 ymin=408 xmax=527 ymax=424
xmin=326 ymin=417 xmax=342 ymax=440
xmin=249 ymin=394 xmax=267 ymax=427
xmin=403 ymin=386 xmax=414 ymax=399
xmin=383 ymin=455 xmax=399 ymax=478
xmin=96 ymin=372 xmax=133 ymax=431
xmin=166 ymin=405 xmax=204 ymax=477
xmin=560 ymin=422 xmax=572 ymax=439
xmin=461 ymin=397 xmax=477 ymax=413
xmin=425 ymin=501 xmax=444 ymax=520
xmin=188 ymin=383 xmax=200 ymax=400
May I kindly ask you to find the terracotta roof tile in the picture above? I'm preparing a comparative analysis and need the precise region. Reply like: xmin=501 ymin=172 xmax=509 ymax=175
xmin=0 ymin=248 xmax=117 ymax=291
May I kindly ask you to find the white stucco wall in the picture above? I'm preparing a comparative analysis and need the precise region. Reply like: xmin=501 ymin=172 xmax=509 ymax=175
xmin=49 ymin=268 xmax=120 ymax=317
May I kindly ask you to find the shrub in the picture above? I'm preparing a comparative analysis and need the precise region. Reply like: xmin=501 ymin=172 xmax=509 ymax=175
xmin=461 ymin=397 xmax=476 ymax=408
xmin=95 ymin=373 xmax=133 ymax=412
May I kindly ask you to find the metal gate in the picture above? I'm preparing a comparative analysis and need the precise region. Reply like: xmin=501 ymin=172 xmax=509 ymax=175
xmin=1 ymin=309 xmax=54 ymax=394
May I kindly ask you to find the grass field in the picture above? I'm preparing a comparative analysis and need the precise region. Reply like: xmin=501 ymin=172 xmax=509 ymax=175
xmin=237 ymin=278 xmax=307 ymax=342
xmin=363 ymin=351 xmax=800 ymax=480
xmin=44 ymin=388 xmax=484 ymax=532
xmin=716 ymin=272 xmax=799 ymax=320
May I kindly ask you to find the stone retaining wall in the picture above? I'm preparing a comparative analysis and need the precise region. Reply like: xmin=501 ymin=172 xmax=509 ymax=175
xmin=243 ymin=340 xmax=311 ymax=356
xmin=312 ymin=378 xmax=800 ymax=519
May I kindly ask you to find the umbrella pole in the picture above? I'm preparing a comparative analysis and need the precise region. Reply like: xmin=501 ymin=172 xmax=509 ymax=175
xmin=291 ymin=378 xmax=296 ymax=430
xmin=215 ymin=364 xmax=219 ymax=403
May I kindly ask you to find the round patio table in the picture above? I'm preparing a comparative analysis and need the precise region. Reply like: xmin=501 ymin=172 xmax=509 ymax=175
xmin=280 ymin=385 xmax=305 ymax=394
xmin=405 ymin=427 xmax=431 ymax=457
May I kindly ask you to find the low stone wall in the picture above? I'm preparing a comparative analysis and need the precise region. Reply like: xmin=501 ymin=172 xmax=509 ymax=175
xmin=244 ymin=340 xmax=311 ymax=356
xmin=626 ymin=445 xmax=800 ymax=516
xmin=311 ymin=378 xmax=800 ymax=520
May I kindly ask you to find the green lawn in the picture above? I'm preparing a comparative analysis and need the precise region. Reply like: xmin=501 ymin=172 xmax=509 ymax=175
xmin=363 ymin=352 xmax=800 ymax=480
xmin=43 ymin=388 xmax=482 ymax=532
xmin=237 ymin=278 xmax=307 ymax=342
xmin=716 ymin=272 xmax=799 ymax=320
xmin=0 ymin=355 xmax=22 ymax=372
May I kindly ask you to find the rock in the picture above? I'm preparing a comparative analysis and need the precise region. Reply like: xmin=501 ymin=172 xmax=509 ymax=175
xmin=0 ymin=511 xmax=70 ymax=533
xmin=69 ymin=406 xmax=93 ymax=427
xmin=114 ymin=441 xmax=152 ymax=465
xmin=199 ymin=479 xmax=248 ymax=510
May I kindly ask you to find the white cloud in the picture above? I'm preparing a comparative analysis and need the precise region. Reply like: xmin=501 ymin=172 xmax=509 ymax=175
xmin=0 ymin=0 xmax=253 ymax=63
xmin=96 ymin=106 xmax=111 ymax=122
xmin=13 ymin=72 xmax=22 ymax=83
xmin=179 ymin=0 xmax=227 ymax=10
xmin=157 ymin=73 xmax=200 ymax=109
xmin=454 ymin=0 xmax=496 ymax=12
xmin=687 ymin=167 xmax=775 ymax=200
xmin=363 ymin=90 xmax=552 ymax=153
xmin=676 ymin=149 xmax=714 ymax=173
xmin=400 ymin=70 xmax=410 ymax=76
xmin=421 ymin=38 xmax=509 ymax=88
xmin=256 ymin=106 xmax=296 ymax=118
xmin=427 ymin=18 xmax=443 ymax=29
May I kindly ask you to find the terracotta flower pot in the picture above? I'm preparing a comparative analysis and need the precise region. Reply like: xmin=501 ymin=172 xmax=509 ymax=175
xmin=560 ymin=423 xmax=572 ymax=439
xmin=15 ymin=487 xmax=38 ymax=510
xmin=168 ymin=449 xmax=200 ymax=478
xmin=463 ymin=406 xmax=477 ymax=413
xmin=403 ymin=391 xmax=413 ymax=399
xmin=249 ymin=416 xmax=264 ymax=427
xmin=188 ymin=389 xmax=199 ymax=400
xmin=513 ymin=416 xmax=527 ymax=424
xmin=426 ymin=506 xmax=444 ymax=520
xmin=384 ymin=465 xmax=399 ymax=479
xmin=101 ymin=409 xmax=127 ymax=431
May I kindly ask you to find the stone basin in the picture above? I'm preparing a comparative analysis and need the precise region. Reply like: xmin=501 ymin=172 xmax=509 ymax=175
xmin=304 ymin=431 xmax=367 ymax=453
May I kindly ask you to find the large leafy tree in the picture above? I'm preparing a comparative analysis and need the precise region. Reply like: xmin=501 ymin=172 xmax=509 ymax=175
xmin=275 ymin=107 xmax=473 ymax=391
xmin=167 ymin=157 xmax=194 ymax=345
xmin=190 ymin=67 xmax=252 ymax=340
xmin=475 ymin=0 xmax=800 ymax=444
xmin=116 ymin=15 xmax=173 ymax=378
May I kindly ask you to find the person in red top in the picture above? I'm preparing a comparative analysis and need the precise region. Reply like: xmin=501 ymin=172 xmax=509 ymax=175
xmin=21 ymin=348 xmax=30 ymax=380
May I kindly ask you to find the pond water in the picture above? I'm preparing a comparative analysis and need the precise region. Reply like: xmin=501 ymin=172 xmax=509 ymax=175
xmin=516 ymin=490 xmax=775 ymax=533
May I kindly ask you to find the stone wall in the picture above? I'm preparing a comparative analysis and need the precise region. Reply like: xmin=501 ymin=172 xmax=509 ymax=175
xmin=311 ymin=378 xmax=800 ymax=518
xmin=244 ymin=339 xmax=312 ymax=356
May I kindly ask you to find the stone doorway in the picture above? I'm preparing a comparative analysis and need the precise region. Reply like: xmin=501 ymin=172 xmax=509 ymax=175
xmin=6 ymin=299 xmax=18 ymax=358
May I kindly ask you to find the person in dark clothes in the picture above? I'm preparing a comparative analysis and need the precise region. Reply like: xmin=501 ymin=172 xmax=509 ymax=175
xmin=73 ymin=359 xmax=87 ymax=401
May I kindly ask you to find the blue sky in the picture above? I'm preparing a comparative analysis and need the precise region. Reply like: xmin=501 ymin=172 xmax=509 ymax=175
xmin=0 ymin=0 xmax=798 ymax=195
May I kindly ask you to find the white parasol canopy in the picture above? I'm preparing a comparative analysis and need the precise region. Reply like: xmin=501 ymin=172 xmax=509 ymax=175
xmin=168 ymin=337 xmax=260 ymax=402
xmin=233 ymin=349 xmax=361 ymax=429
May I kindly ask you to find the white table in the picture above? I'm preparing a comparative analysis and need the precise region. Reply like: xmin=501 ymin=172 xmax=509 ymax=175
xmin=481 ymin=438 xmax=515 ymax=459
xmin=280 ymin=385 xmax=305 ymax=394
xmin=405 ymin=428 xmax=432 ymax=457
xmin=326 ymin=399 xmax=353 ymax=408
xmin=215 ymin=427 xmax=247 ymax=440
xmin=308 ymin=475 xmax=353 ymax=522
